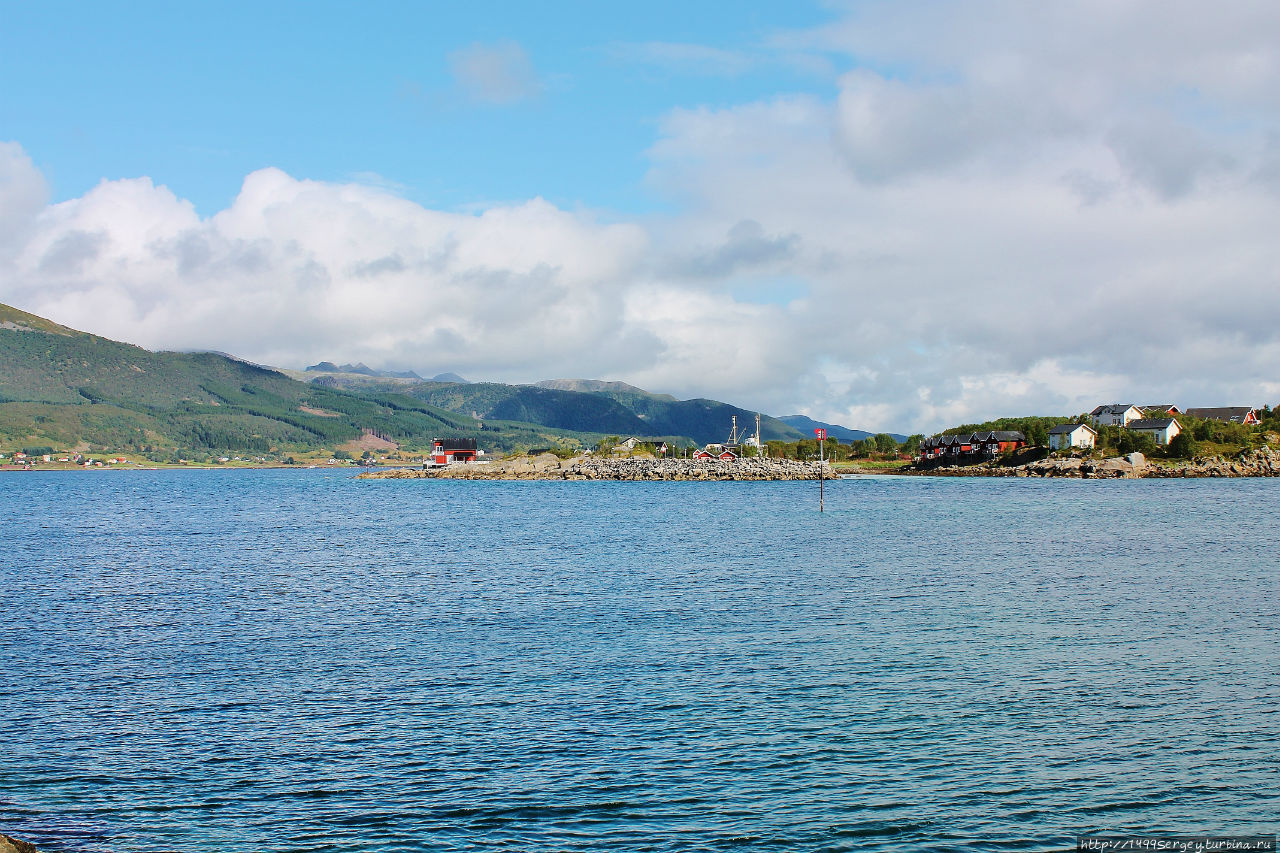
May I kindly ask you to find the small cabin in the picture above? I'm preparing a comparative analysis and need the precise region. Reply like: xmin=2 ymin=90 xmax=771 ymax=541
xmin=430 ymin=437 xmax=478 ymax=465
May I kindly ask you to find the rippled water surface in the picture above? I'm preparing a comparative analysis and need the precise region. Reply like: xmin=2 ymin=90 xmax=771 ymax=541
xmin=1 ymin=470 xmax=1278 ymax=852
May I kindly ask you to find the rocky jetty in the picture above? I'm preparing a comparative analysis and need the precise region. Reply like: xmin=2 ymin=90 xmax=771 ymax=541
xmin=915 ymin=446 xmax=1280 ymax=479
xmin=359 ymin=454 xmax=834 ymax=481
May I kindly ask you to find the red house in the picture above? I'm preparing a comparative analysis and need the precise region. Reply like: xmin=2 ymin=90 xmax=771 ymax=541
xmin=430 ymin=438 xmax=478 ymax=465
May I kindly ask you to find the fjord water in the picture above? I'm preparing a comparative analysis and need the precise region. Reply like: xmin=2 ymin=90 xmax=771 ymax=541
xmin=1 ymin=472 xmax=1277 ymax=852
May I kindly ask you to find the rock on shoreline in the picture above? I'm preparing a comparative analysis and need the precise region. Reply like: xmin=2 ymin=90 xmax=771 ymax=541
xmin=1 ymin=834 xmax=41 ymax=853
xmin=912 ymin=446 xmax=1280 ymax=479
xmin=358 ymin=454 xmax=834 ymax=481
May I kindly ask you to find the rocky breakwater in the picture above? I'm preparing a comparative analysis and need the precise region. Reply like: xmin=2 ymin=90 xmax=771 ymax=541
xmin=916 ymin=446 xmax=1280 ymax=479
xmin=359 ymin=454 xmax=834 ymax=481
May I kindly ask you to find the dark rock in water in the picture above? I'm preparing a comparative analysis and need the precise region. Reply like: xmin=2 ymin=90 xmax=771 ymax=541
xmin=0 ymin=834 xmax=41 ymax=853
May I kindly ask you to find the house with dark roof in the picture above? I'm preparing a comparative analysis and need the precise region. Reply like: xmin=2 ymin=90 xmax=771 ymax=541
xmin=1127 ymin=417 xmax=1182 ymax=445
xmin=1185 ymin=407 xmax=1259 ymax=425
xmin=1048 ymin=422 xmax=1097 ymax=450
xmin=971 ymin=430 xmax=1028 ymax=454
xmin=1141 ymin=404 xmax=1181 ymax=416
xmin=917 ymin=430 xmax=1026 ymax=462
xmin=1090 ymin=404 xmax=1145 ymax=427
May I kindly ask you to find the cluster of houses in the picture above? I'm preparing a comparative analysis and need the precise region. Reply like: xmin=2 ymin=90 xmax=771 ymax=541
xmin=0 ymin=451 xmax=129 ymax=469
xmin=920 ymin=404 xmax=1262 ymax=462
xmin=918 ymin=430 xmax=1030 ymax=461
xmin=1049 ymin=404 xmax=1261 ymax=450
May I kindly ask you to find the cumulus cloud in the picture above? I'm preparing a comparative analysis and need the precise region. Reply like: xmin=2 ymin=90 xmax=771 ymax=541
xmin=448 ymin=40 xmax=543 ymax=104
xmin=0 ymin=147 xmax=651 ymax=382
xmin=0 ymin=141 xmax=49 ymax=253
xmin=639 ymin=1 xmax=1280 ymax=428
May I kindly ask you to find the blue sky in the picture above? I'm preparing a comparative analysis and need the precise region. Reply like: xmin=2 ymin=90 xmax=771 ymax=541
xmin=3 ymin=1 xmax=840 ymax=215
xmin=3 ymin=1 xmax=1279 ymax=432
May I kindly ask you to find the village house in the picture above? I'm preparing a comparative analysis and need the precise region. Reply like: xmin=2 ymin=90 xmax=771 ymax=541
xmin=971 ymin=431 xmax=1027 ymax=454
xmin=430 ymin=437 xmax=478 ymax=465
xmin=1185 ymin=407 xmax=1259 ymax=425
xmin=1048 ymin=422 xmax=1097 ymax=450
xmin=919 ymin=431 xmax=1026 ymax=461
xmin=1090 ymin=404 xmax=1145 ymax=428
xmin=1127 ymin=417 xmax=1182 ymax=445
xmin=1141 ymin=405 xmax=1181 ymax=416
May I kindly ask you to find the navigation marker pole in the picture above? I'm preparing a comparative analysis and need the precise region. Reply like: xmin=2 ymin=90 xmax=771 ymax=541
xmin=815 ymin=428 xmax=826 ymax=512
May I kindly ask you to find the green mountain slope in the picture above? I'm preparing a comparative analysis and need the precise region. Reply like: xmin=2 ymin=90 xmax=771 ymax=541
xmin=779 ymin=415 xmax=907 ymax=444
xmin=404 ymin=382 xmax=655 ymax=436
xmin=1 ymin=302 xmax=834 ymax=457
xmin=0 ymin=304 xmax=525 ymax=457
xmin=392 ymin=379 xmax=805 ymax=445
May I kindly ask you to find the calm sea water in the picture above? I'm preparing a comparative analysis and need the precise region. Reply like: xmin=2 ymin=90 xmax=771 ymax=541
xmin=1 ymin=470 xmax=1277 ymax=852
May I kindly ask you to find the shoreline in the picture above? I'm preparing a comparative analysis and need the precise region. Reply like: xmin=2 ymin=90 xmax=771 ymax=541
xmin=901 ymin=446 xmax=1280 ymax=479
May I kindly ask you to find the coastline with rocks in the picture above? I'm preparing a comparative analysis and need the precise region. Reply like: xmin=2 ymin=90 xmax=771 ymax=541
xmin=907 ymin=446 xmax=1280 ymax=479
xmin=358 ymin=454 xmax=835 ymax=481
xmin=0 ymin=834 xmax=40 ymax=853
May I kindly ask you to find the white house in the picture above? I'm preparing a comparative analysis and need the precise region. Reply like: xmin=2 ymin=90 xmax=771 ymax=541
xmin=1048 ymin=422 xmax=1097 ymax=450
xmin=1090 ymin=404 xmax=1145 ymax=427
xmin=1127 ymin=417 xmax=1182 ymax=445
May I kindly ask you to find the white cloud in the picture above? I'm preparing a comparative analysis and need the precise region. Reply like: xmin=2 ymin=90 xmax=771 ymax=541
xmin=0 ymin=147 xmax=653 ymax=383
xmin=0 ymin=142 xmax=49 ymax=254
xmin=447 ymin=40 xmax=543 ymax=104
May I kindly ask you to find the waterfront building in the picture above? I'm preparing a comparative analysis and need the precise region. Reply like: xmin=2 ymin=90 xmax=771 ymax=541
xmin=430 ymin=438 xmax=478 ymax=465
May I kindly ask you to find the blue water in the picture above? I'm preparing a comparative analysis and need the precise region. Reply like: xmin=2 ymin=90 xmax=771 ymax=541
xmin=1 ymin=470 xmax=1277 ymax=852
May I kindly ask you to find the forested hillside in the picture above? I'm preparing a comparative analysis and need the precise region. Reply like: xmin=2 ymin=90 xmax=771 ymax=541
xmin=0 ymin=304 xmax=588 ymax=458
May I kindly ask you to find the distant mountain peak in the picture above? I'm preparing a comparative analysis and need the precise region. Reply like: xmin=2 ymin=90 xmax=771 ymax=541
xmin=430 ymin=372 xmax=469 ymax=383
xmin=535 ymin=378 xmax=660 ymax=396
xmin=303 ymin=360 xmax=424 ymax=380
xmin=779 ymin=414 xmax=906 ymax=444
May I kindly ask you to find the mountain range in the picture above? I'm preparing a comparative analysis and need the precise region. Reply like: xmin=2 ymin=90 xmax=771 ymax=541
xmin=778 ymin=415 xmax=907 ymax=445
xmin=0 ymin=302 xmax=894 ymax=457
